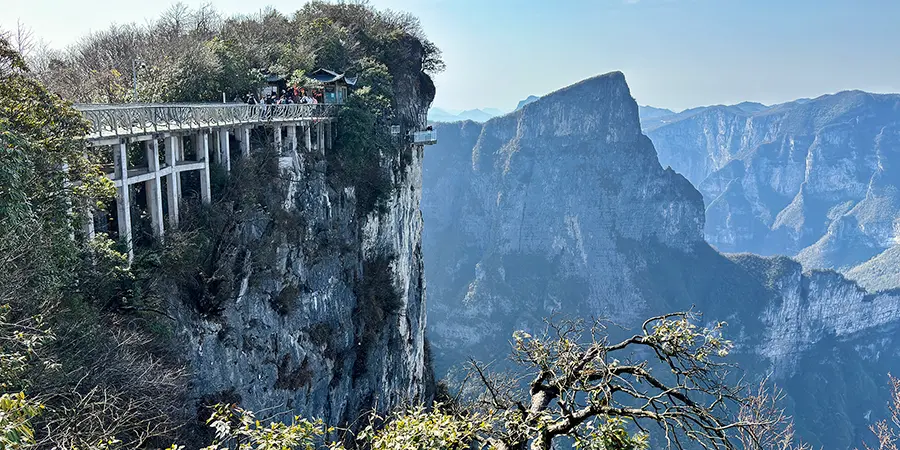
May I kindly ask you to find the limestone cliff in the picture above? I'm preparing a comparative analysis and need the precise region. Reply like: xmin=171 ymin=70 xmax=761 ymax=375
xmin=423 ymin=73 xmax=900 ymax=449
xmin=643 ymin=93 xmax=900 ymax=272
xmin=168 ymin=40 xmax=434 ymax=429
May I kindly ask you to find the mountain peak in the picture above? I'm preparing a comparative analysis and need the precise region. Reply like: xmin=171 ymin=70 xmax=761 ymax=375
xmin=516 ymin=95 xmax=540 ymax=110
xmin=509 ymin=71 xmax=641 ymax=142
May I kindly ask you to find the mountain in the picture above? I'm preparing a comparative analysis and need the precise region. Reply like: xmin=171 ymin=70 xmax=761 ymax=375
xmin=639 ymin=104 xmax=676 ymax=119
xmin=847 ymin=245 xmax=900 ymax=291
xmin=422 ymin=73 xmax=900 ymax=449
xmin=427 ymin=107 xmax=464 ymax=122
xmin=638 ymin=105 xmax=678 ymax=129
xmin=428 ymin=107 xmax=501 ymax=123
xmin=643 ymin=91 xmax=900 ymax=272
xmin=515 ymin=95 xmax=539 ymax=110
xmin=456 ymin=109 xmax=495 ymax=122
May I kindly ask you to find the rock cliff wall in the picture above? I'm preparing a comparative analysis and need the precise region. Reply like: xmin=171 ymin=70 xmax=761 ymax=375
xmin=643 ymin=93 xmax=900 ymax=272
xmin=168 ymin=44 xmax=434 ymax=428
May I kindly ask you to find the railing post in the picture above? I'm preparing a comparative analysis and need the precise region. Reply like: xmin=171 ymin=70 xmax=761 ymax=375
xmin=114 ymin=140 xmax=133 ymax=263
xmin=165 ymin=135 xmax=180 ymax=228
xmin=199 ymin=132 xmax=211 ymax=205
xmin=145 ymin=139 xmax=165 ymax=241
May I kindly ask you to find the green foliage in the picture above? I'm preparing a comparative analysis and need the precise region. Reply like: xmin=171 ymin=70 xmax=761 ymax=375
xmin=647 ymin=315 xmax=732 ymax=361
xmin=0 ymin=304 xmax=50 ymax=449
xmin=573 ymin=417 xmax=648 ymax=450
xmin=1 ymin=37 xmax=186 ymax=448
xmin=197 ymin=404 xmax=338 ymax=450
xmin=35 ymin=2 xmax=441 ymax=104
xmin=360 ymin=404 xmax=489 ymax=450
xmin=331 ymin=98 xmax=394 ymax=217
xmin=0 ymin=391 xmax=43 ymax=449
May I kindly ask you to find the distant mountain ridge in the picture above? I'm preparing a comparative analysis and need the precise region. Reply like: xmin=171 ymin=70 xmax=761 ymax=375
xmin=641 ymin=91 xmax=900 ymax=280
xmin=428 ymin=107 xmax=498 ymax=123
xmin=429 ymin=96 xmax=542 ymax=123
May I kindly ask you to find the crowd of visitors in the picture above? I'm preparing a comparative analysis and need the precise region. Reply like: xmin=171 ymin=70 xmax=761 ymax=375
xmin=243 ymin=86 xmax=324 ymax=105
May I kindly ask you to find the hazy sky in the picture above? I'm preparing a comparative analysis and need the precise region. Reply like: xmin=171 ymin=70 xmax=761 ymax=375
xmin=3 ymin=0 xmax=900 ymax=112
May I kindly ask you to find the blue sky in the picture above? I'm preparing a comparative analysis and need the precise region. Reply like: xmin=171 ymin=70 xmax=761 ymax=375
xmin=3 ymin=0 xmax=900 ymax=112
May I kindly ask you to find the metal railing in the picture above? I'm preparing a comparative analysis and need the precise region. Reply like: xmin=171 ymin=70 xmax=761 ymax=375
xmin=74 ymin=103 xmax=337 ymax=140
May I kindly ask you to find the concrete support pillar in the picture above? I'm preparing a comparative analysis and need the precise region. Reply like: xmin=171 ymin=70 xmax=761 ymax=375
xmin=210 ymin=132 xmax=220 ymax=165
xmin=326 ymin=120 xmax=333 ymax=150
xmin=273 ymin=125 xmax=283 ymax=155
xmin=114 ymin=141 xmax=133 ymax=262
xmin=82 ymin=211 xmax=95 ymax=241
xmin=241 ymin=126 xmax=251 ymax=157
xmin=219 ymin=128 xmax=231 ymax=172
xmin=177 ymin=136 xmax=185 ymax=161
xmin=79 ymin=151 xmax=95 ymax=240
xmin=304 ymin=122 xmax=312 ymax=152
xmin=60 ymin=162 xmax=77 ymax=241
xmin=198 ymin=132 xmax=211 ymax=205
xmin=145 ymin=139 xmax=164 ymax=240
xmin=287 ymin=124 xmax=298 ymax=153
xmin=317 ymin=121 xmax=325 ymax=155
xmin=175 ymin=136 xmax=183 ymax=200
xmin=165 ymin=135 xmax=180 ymax=228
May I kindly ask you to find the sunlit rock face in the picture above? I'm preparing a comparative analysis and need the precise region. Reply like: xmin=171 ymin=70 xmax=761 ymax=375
xmin=423 ymin=73 xmax=900 ymax=449
xmin=643 ymin=92 xmax=900 ymax=273
xmin=168 ymin=37 xmax=434 ymax=429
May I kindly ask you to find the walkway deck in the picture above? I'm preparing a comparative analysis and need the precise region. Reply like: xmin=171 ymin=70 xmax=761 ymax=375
xmin=74 ymin=103 xmax=336 ymax=142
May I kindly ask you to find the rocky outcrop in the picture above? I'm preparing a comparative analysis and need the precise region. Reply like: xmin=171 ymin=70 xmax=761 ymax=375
xmin=423 ymin=73 xmax=900 ymax=449
xmin=168 ymin=47 xmax=434 ymax=428
xmin=643 ymin=92 xmax=900 ymax=272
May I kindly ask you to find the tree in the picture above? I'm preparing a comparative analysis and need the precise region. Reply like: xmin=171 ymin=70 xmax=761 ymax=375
xmin=1 ymin=36 xmax=188 ymax=449
xmin=444 ymin=313 xmax=805 ymax=450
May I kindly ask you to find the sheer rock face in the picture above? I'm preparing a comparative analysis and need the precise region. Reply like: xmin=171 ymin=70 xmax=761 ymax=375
xmin=423 ymin=73 xmax=900 ymax=449
xmin=644 ymin=92 xmax=900 ymax=272
xmin=424 ymin=72 xmax=705 ymax=366
xmin=170 ymin=40 xmax=433 ymax=427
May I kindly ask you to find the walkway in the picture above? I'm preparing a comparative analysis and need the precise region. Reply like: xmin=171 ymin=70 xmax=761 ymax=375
xmin=74 ymin=102 xmax=337 ymax=261
xmin=75 ymin=103 xmax=336 ymax=142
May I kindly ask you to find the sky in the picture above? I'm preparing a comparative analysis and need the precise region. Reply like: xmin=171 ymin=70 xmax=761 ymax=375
xmin=3 ymin=0 xmax=900 ymax=112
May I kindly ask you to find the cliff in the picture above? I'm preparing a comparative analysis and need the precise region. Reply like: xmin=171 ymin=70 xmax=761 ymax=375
xmin=423 ymin=73 xmax=900 ymax=449
xmin=643 ymin=92 xmax=900 ymax=273
xmin=167 ymin=40 xmax=435 ymax=430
